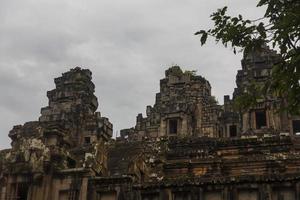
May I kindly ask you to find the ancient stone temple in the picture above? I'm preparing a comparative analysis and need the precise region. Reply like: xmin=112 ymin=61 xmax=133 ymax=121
xmin=1 ymin=48 xmax=300 ymax=200
xmin=120 ymin=66 xmax=221 ymax=141
xmin=0 ymin=67 xmax=113 ymax=199
xmin=230 ymin=46 xmax=300 ymax=136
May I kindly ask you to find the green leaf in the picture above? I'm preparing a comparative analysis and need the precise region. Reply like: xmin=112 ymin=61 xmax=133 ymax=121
xmin=256 ymin=22 xmax=266 ymax=38
xmin=232 ymin=17 xmax=239 ymax=25
xmin=200 ymin=32 xmax=208 ymax=45
xmin=194 ymin=30 xmax=205 ymax=35
xmin=257 ymin=0 xmax=268 ymax=7
xmin=220 ymin=6 xmax=227 ymax=15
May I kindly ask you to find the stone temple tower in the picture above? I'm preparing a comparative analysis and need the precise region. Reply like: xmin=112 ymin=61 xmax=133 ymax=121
xmin=39 ymin=67 xmax=112 ymax=147
xmin=120 ymin=66 xmax=221 ymax=141
xmin=232 ymin=46 xmax=300 ymax=136
xmin=3 ymin=67 xmax=112 ymax=200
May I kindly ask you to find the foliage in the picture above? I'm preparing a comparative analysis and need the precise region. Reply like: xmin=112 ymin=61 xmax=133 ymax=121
xmin=166 ymin=66 xmax=198 ymax=77
xmin=184 ymin=70 xmax=197 ymax=76
xmin=166 ymin=66 xmax=183 ymax=77
xmin=195 ymin=0 xmax=300 ymax=114
xmin=233 ymin=81 xmax=266 ymax=113
xmin=209 ymin=96 xmax=219 ymax=104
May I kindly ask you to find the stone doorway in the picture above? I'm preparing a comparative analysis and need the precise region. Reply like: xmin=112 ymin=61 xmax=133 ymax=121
xmin=229 ymin=125 xmax=237 ymax=137
xmin=292 ymin=120 xmax=300 ymax=135
xmin=255 ymin=110 xmax=267 ymax=129
xmin=169 ymin=119 xmax=178 ymax=135
xmin=16 ymin=183 xmax=29 ymax=200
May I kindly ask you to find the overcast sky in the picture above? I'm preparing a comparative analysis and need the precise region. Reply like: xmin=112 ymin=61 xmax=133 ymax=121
xmin=0 ymin=0 xmax=265 ymax=149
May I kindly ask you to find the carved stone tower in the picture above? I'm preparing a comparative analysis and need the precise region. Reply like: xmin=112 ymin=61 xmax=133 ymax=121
xmin=120 ymin=66 xmax=221 ymax=140
xmin=2 ymin=67 xmax=112 ymax=200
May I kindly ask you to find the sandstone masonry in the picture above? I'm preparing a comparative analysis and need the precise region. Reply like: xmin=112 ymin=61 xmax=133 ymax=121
xmin=0 ymin=48 xmax=300 ymax=200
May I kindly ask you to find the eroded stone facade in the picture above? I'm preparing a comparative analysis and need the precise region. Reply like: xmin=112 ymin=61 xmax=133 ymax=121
xmin=0 ymin=49 xmax=300 ymax=200
xmin=231 ymin=46 xmax=300 ymax=136
xmin=0 ymin=67 xmax=112 ymax=199
xmin=120 ymin=66 xmax=221 ymax=141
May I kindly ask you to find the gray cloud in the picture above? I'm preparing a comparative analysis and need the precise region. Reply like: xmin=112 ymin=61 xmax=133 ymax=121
xmin=0 ymin=0 xmax=265 ymax=148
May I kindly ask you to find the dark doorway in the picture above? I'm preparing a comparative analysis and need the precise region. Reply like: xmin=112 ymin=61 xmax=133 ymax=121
xmin=84 ymin=137 xmax=91 ymax=144
xmin=67 ymin=157 xmax=76 ymax=168
xmin=229 ymin=125 xmax=237 ymax=137
xmin=293 ymin=120 xmax=300 ymax=135
xmin=17 ymin=184 xmax=29 ymax=200
xmin=98 ymin=191 xmax=117 ymax=200
xmin=173 ymin=192 xmax=191 ymax=200
xmin=255 ymin=110 xmax=267 ymax=129
xmin=169 ymin=119 xmax=178 ymax=134
xmin=141 ymin=193 xmax=159 ymax=200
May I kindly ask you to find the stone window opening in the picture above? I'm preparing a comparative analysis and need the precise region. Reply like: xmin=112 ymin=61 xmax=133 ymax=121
xmin=292 ymin=120 xmax=300 ymax=135
xmin=229 ymin=125 xmax=237 ymax=137
xmin=84 ymin=137 xmax=91 ymax=144
xmin=255 ymin=110 xmax=267 ymax=129
xmin=169 ymin=119 xmax=178 ymax=134
xmin=98 ymin=191 xmax=117 ymax=200
xmin=173 ymin=192 xmax=191 ymax=200
xmin=67 ymin=157 xmax=76 ymax=168
xmin=220 ymin=127 xmax=224 ymax=137
xmin=141 ymin=193 xmax=159 ymax=200
xmin=17 ymin=183 xmax=29 ymax=200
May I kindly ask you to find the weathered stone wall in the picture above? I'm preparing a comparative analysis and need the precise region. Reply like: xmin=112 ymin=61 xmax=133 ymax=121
xmin=230 ymin=46 xmax=299 ymax=136
xmin=1 ymin=64 xmax=300 ymax=200
xmin=90 ymin=136 xmax=300 ymax=200
xmin=120 ymin=66 xmax=221 ymax=141
xmin=0 ymin=67 xmax=112 ymax=200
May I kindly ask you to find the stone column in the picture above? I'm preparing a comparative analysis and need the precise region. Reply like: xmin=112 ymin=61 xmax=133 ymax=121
xmin=222 ymin=186 xmax=228 ymax=200
xmin=198 ymin=187 xmax=204 ymax=200
xmin=79 ymin=177 xmax=88 ymax=200
xmin=159 ymin=188 xmax=171 ymax=200
xmin=181 ymin=118 xmax=188 ymax=136
xmin=259 ymin=184 xmax=272 ymax=200
xmin=227 ymin=186 xmax=237 ymax=200
xmin=1 ymin=186 xmax=6 ymax=200
xmin=296 ymin=182 xmax=300 ymax=200
xmin=189 ymin=187 xmax=198 ymax=200
xmin=160 ymin=119 xmax=167 ymax=137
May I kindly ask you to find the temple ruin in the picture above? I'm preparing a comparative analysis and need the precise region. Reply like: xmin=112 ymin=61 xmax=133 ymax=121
xmin=0 ymin=47 xmax=300 ymax=200
xmin=120 ymin=66 xmax=221 ymax=140
xmin=231 ymin=46 xmax=300 ymax=136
